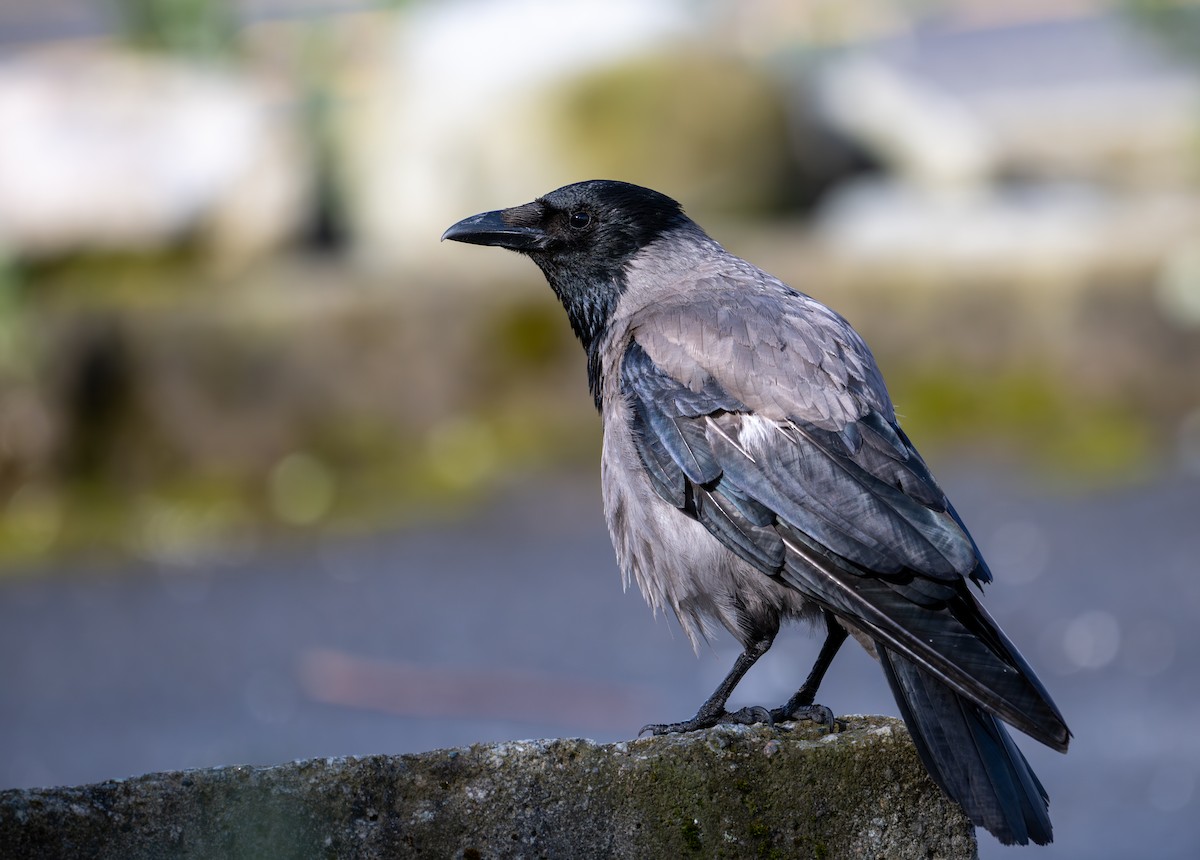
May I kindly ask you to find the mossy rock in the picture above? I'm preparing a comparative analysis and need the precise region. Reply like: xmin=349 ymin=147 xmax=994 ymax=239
xmin=0 ymin=716 xmax=977 ymax=859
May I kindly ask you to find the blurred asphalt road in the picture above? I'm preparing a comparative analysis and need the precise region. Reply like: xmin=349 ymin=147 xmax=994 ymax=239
xmin=2 ymin=467 xmax=1198 ymax=859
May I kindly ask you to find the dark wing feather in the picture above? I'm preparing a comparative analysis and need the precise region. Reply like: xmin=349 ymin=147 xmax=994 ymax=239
xmin=776 ymin=520 xmax=1065 ymax=747
xmin=693 ymin=484 xmax=786 ymax=576
xmin=623 ymin=340 xmax=733 ymax=485
xmin=628 ymin=394 xmax=687 ymax=507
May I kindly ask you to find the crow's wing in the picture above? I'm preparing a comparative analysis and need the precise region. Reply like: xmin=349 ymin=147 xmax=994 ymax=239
xmin=621 ymin=287 xmax=1068 ymax=750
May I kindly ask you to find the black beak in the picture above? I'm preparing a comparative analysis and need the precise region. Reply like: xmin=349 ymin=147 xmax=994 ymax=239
xmin=441 ymin=206 xmax=548 ymax=252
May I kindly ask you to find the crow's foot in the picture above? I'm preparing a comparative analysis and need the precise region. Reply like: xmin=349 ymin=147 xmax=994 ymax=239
xmin=639 ymin=705 xmax=773 ymax=737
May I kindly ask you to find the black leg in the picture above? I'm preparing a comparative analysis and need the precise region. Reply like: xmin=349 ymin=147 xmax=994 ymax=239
xmin=770 ymin=610 xmax=848 ymax=730
xmin=639 ymin=634 xmax=774 ymax=736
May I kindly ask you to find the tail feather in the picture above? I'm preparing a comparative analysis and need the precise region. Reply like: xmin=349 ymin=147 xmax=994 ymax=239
xmin=878 ymin=645 xmax=1054 ymax=845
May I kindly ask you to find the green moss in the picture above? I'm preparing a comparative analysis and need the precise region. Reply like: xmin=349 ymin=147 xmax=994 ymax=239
xmin=24 ymin=248 xmax=220 ymax=310
xmin=890 ymin=367 xmax=1156 ymax=482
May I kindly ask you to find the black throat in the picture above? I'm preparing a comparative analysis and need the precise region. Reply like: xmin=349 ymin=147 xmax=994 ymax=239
xmin=534 ymin=257 xmax=627 ymax=410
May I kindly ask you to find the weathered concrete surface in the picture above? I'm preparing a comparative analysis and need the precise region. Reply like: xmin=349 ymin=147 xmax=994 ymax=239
xmin=0 ymin=716 xmax=976 ymax=859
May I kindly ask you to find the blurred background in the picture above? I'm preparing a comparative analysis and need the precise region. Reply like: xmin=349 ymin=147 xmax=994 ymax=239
xmin=1 ymin=0 xmax=1199 ymax=856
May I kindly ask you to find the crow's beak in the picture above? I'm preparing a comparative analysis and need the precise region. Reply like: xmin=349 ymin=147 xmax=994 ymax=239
xmin=441 ymin=205 xmax=548 ymax=251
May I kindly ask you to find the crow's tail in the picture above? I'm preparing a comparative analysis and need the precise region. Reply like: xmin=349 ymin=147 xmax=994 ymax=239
xmin=878 ymin=645 xmax=1054 ymax=845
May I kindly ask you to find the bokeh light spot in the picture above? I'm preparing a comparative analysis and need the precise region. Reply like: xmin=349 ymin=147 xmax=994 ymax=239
xmin=425 ymin=418 xmax=500 ymax=491
xmin=1061 ymin=610 xmax=1121 ymax=671
xmin=269 ymin=452 xmax=336 ymax=525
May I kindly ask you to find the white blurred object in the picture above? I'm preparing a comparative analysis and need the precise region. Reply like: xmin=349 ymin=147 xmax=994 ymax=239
xmin=815 ymin=55 xmax=997 ymax=189
xmin=824 ymin=12 xmax=1200 ymax=186
xmin=0 ymin=47 xmax=308 ymax=262
xmin=1156 ymin=241 xmax=1200 ymax=329
xmin=816 ymin=177 xmax=1100 ymax=265
xmin=816 ymin=177 xmax=1200 ymax=272
xmin=809 ymin=12 xmax=1200 ymax=273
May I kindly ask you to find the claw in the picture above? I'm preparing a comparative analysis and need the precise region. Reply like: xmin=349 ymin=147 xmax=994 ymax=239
xmin=639 ymin=720 xmax=694 ymax=736
xmin=724 ymin=705 xmax=774 ymax=727
xmin=774 ymin=703 xmax=839 ymax=733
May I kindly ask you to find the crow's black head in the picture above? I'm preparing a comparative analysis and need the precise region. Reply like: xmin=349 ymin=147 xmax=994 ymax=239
xmin=443 ymin=180 xmax=688 ymax=354
xmin=442 ymin=179 xmax=685 ymax=267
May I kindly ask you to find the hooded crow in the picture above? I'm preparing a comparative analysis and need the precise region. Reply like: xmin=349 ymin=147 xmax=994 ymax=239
xmin=443 ymin=179 xmax=1070 ymax=845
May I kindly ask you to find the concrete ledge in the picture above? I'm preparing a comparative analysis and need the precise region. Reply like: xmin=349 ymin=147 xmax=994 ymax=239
xmin=0 ymin=716 xmax=976 ymax=859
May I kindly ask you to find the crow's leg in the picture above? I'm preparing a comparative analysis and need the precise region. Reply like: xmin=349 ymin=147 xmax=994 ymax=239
xmin=769 ymin=610 xmax=848 ymax=732
xmin=639 ymin=634 xmax=773 ymax=736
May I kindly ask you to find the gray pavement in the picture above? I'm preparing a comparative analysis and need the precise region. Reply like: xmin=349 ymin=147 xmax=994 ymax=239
xmin=2 ymin=467 xmax=1198 ymax=859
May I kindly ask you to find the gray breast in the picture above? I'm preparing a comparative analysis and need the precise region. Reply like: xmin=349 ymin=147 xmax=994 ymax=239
xmin=599 ymin=368 xmax=814 ymax=651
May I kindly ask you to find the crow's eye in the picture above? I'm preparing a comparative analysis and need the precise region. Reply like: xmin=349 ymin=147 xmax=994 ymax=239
xmin=568 ymin=211 xmax=591 ymax=230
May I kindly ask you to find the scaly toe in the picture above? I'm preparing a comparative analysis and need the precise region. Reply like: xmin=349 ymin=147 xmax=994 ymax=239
xmin=722 ymin=706 xmax=774 ymax=727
